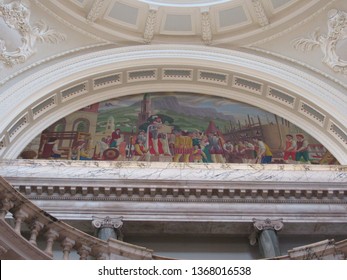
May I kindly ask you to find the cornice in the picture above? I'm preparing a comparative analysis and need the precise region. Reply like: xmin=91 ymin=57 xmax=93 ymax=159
xmin=2 ymin=160 xmax=347 ymax=205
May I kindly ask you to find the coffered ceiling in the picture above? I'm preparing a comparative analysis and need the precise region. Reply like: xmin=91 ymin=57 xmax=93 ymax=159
xmin=34 ymin=0 xmax=331 ymax=45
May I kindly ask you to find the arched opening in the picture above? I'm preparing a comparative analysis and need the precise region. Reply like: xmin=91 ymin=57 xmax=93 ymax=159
xmin=0 ymin=45 xmax=346 ymax=163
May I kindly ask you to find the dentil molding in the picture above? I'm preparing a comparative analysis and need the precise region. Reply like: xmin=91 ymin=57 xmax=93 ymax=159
xmin=293 ymin=9 xmax=347 ymax=75
xmin=0 ymin=0 xmax=66 ymax=67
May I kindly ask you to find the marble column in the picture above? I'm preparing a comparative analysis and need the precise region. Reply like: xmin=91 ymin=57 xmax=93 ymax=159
xmin=92 ymin=216 xmax=123 ymax=241
xmin=250 ymin=218 xmax=284 ymax=259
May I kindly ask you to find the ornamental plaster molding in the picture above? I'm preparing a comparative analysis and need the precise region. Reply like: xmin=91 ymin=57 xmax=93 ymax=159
xmin=143 ymin=8 xmax=157 ymax=44
xmin=251 ymin=0 xmax=269 ymax=27
xmin=2 ymin=44 xmax=346 ymax=108
xmin=92 ymin=216 xmax=123 ymax=229
xmin=0 ymin=45 xmax=347 ymax=162
xmin=32 ymin=0 xmax=110 ymax=43
xmin=86 ymin=0 xmax=106 ymax=23
xmin=249 ymin=0 xmax=335 ymax=47
xmin=247 ymin=46 xmax=347 ymax=89
xmin=201 ymin=11 xmax=212 ymax=45
xmin=0 ymin=1 xmax=66 ymax=67
xmin=252 ymin=218 xmax=284 ymax=232
xmin=292 ymin=9 xmax=347 ymax=75
xmin=0 ymin=42 xmax=110 ymax=86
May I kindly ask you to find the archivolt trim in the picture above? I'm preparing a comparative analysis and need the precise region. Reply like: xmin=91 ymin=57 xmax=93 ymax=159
xmin=0 ymin=45 xmax=346 ymax=162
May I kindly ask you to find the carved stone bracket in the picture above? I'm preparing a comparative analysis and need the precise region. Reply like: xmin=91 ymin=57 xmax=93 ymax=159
xmin=0 ymin=1 xmax=66 ymax=67
xmin=292 ymin=9 xmax=347 ymax=75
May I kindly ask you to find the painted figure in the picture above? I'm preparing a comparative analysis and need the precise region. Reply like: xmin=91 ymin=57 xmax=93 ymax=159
xmin=253 ymin=137 xmax=272 ymax=164
xmin=173 ymin=130 xmax=193 ymax=162
xmin=147 ymin=116 xmax=164 ymax=155
xmin=223 ymin=140 xmax=234 ymax=163
xmin=192 ymin=144 xmax=207 ymax=163
xmin=283 ymin=134 xmax=297 ymax=163
xmin=295 ymin=134 xmax=310 ymax=163
xmin=133 ymin=138 xmax=149 ymax=161
xmin=95 ymin=138 xmax=109 ymax=159
xmin=41 ymin=137 xmax=62 ymax=159
xmin=110 ymin=128 xmax=123 ymax=148
xmin=208 ymin=132 xmax=225 ymax=163
xmin=242 ymin=140 xmax=256 ymax=163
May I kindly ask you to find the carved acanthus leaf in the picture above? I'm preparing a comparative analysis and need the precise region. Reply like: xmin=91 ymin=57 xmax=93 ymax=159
xmin=292 ymin=9 xmax=347 ymax=75
xmin=251 ymin=0 xmax=269 ymax=27
xmin=201 ymin=11 xmax=212 ymax=45
xmin=292 ymin=29 xmax=321 ymax=52
xmin=143 ymin=9 xmax=157 ymax=44
xmin=0 ymin=1 xmax=66 ymax=67
xmin=32 ymin=20 xmax=67 ymax=44
xmin=87 ymin=0 xmax=106 ymax=23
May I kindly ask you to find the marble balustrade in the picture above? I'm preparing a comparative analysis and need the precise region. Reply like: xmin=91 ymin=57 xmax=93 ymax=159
xmin=0 ymin=176 xmax=154 ymax=260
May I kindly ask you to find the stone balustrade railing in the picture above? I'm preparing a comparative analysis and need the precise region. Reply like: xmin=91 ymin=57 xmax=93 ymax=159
xmin=271 ymin=239 xmax=347 ymax=260
xmin=0 ymin=176 xmax=157 ymax=260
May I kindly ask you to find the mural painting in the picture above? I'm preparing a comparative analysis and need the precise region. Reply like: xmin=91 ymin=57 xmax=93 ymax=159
xmin=20 ymin=92 xmax=339 ymax=165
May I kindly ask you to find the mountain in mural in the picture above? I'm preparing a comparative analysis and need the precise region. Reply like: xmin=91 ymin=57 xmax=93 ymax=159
xmin=151 ymin=96 xmax=237 ymax=122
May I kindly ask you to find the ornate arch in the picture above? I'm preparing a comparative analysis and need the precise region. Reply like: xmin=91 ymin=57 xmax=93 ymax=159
xmin=0 ymin=45 xmax=346 ymax=163
xmin=72 ymin=118 xmax=90 ymax=133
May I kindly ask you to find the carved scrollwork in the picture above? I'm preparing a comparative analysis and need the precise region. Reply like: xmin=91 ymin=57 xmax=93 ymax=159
xmin=0 ymin=1 xmax=66 ymax=67
xmin=92 ymin=216 xmax=123 ymax=229
xmin=292 ymin=9 xmax=347 ymax=75
xmin=252 ymin=218 xmax=284 ymax=231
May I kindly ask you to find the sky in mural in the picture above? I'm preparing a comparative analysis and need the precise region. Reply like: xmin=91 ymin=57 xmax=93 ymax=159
xmin=20 ymin=92 xmax=338 ymax=165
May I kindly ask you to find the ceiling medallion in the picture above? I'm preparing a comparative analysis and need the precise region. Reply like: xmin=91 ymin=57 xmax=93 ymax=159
xmin=292 ymin=9 xmax=347 ymax=75
xmin=0 ymin=1 xmax=66 ymax=67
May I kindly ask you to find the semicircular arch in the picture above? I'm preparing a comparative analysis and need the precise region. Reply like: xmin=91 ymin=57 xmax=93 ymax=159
xmin=0 ymin=45 xmax=346 ymax=163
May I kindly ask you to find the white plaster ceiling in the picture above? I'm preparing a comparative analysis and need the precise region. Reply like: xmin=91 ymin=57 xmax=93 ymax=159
xmin=34 ymin=0 xmax=329 ymax=45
